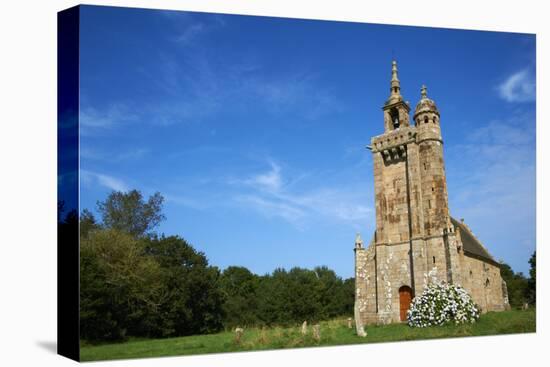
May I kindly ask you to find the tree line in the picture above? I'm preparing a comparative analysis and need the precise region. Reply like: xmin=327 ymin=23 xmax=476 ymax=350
xmin=59 ymin=190 xmax=354 ymax=342
xmin=59 ymin=190 xmax=535 ymax=343
xmin=499 ymin=252 xmax=536 ymax=309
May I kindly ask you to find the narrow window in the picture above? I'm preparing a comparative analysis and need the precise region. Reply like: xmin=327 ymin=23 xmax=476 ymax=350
xmin=424 ymin=116 xmax=429 ymax=124
xmin=433 ymin=256 xmax=436 ymax=264
xmin=424 ymin=163 xmax=427 ymax=170
xmin=428 ymin=200 xmax=431 ymax=209
xmin=433 ymin=116 xmax=437 ymax=124
xmin=390 ymin=108 xmax=399 ymax=129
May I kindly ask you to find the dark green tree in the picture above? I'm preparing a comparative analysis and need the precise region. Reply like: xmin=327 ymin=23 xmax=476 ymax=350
xmin=500 ymin=262 xmax=528 ymax=309
xmin=341 ymin=277 xmax=355 ymax=316
xmin=256 ymin=267 xmax=325 ymax=325
xmin=80 ymin=229 xmax=164 ymax=341
xmin=143 ymin=235 xmax=225 ymax=337
xmin=219 ymin=266 xmax=260 ymax=328
xmin=80 ymin=208 xmax=99 ymax=238
xmin=527 ymin=251 xmax=536 ymax=305
xmin=97 ymin=190 xmax=165 ymax=237
xmin=315 ymin=266 xmax=345 ymax=318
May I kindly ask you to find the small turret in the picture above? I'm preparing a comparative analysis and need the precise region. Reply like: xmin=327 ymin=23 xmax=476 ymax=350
xmin=355 ymin=232 xmax=363 ymax=249
xmin=414 ymin=85 xmax=440 ymax=126
xmin=414 ymin=84 xmax=450 ymax=235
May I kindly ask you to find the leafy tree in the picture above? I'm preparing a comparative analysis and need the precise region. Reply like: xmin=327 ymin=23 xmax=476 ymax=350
xmin=341 ymin=277 xmax=355 ymax=316
xmin=97 ymin=190 xmax=165 ymax=237
xmin=80 ymin=208 xmax=99 ymax=238
xmin=500 ymin=262 xmax=528 ymax=309
xmin=256 ymin=267 xmax=326 ymax=325
xmin=527 ymin=251 xmax=536 ymax=305
xmin=315 ymin=266 xmax=350 ymax=318
xmin=285 ymin=267 xmax=324 ymax=322
xmin=219 ymin=266 xmax=260 ymax=328
xmin=80 ymin=229 xmax=164 ymax=341
xmin=143 ymin=235 xmax=225 ymax=337
xmin=79 ymin=189 xmax=361 ymax=341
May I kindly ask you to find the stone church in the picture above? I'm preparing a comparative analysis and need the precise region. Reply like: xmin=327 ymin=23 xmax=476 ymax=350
xmin=354 ymin=61 xmax=510 ymax=325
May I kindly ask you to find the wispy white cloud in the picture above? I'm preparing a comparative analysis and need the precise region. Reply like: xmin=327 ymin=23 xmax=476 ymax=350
xmin=235 ymin=195 xmax=307 ymax=225
xmin=163 ymin=193 xmax=209 ymax=210
xmin=497 ymin=68 xmax=535 ymax=103
xmin=82 ymin=38 xmax=341 ymax=130
xmin=161 ymin=10 xmax=225 ymax=45
xmin=229 ymin=161 xmax=373 ymax=229
xmin=80 ymin=103 xmax=138 ymax=136
xmin=241 ymin=161 xmax=282 ymax=193
xmin=252 ymin=73 xmax=342 ymax=120
xmin=81 ymin=170 xmax=129 ymax=192
xmin=446 ymin=112 xmax=535 ymax=267
xmin=81 ymin=147 xmax=150 ymax=162
xmin=141 ymin=52 xmax=342 ymax=126
xmin=175 ymin=22 xmax=205 ymax=44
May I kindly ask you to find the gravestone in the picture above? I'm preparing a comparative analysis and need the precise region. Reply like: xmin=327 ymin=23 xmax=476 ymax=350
xmin=312 ymin=324 xmax=320 ymax=341
xmin=234 ymin=327 xmax=244 ymax=344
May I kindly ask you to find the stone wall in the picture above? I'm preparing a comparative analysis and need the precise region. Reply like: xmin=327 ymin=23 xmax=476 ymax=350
xmin=373 ymin=150 xmax=410 ymax=245
xmin=460 ymin=255 xmax=507 ymax=312
xmin=356 ymin=243 xmax=378 ymax=324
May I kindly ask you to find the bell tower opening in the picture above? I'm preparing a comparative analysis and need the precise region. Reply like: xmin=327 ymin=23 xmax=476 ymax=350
xmin=382 ymin=60 xmax=410 ymax=132
xmin=390 ymin=108 xmax=400 ymax=129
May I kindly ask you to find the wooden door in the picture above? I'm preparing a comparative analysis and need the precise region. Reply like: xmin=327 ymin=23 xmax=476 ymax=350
xmin=399 ymin=286 xmax=412 ymax=321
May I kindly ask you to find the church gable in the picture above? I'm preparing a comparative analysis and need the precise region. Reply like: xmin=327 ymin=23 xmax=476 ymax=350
xmin=450 ymin=217 xmax=498 ymax=266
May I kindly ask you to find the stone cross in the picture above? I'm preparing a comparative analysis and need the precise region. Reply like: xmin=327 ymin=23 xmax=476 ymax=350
xmin=234 ymin=327 xmax=244 ymax=344
xmin=301 ymin=320 xmax=308 ymax=335
xmin=312 ymin=324 xmax=321 ymax=341
xmin=259 ymin=326 xmax=268 ymax=344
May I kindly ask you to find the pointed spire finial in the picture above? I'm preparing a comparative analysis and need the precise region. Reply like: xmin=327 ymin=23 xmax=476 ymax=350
xmin=391 ymin=60 xmax=398 ymax=81
xmin=421 ymin=84 xmax=428 ymax=99
xmin=389 ymin=60 xmax=401 ymax=100
xmin=355 ymin=232 xmax=363 ymax=248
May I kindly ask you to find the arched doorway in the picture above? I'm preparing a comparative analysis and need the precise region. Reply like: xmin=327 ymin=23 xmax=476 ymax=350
xmin=399 ymin=286 xmax=413 ymax=321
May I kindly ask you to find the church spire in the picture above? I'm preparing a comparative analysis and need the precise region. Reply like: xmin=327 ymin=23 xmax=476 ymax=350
xmin=382 ymin=60 xmax=410 ymax=131
xmin=387 ymin=60 xmax=403 ymax=104
xmin=390 ymin=60 xmax=401 ymax=94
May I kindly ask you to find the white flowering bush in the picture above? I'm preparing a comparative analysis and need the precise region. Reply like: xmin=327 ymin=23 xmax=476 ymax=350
xmin=407 ymin=282 xmax=479 ymax=327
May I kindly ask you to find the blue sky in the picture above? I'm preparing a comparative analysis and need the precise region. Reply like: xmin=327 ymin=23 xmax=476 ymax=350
xmin=78 ymin=5 xmax=536 ymax=278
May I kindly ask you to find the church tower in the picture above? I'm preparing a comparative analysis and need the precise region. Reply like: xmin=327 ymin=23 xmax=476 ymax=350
xmin=354 ymin=61 xmax=508 ymax=326
xmin=356 ymin=61 xmax=471 ymax=324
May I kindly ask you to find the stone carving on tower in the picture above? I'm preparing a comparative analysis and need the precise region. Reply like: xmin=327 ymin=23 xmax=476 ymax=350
xmin=354 ymin=61 xmax=510 ymax=326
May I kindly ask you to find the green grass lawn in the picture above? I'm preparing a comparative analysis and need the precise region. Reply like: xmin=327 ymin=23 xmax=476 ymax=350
xmin=80 ymin=309 xmax=535 ymax=362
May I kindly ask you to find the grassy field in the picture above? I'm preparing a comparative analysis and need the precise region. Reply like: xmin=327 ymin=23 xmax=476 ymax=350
xmin=80 ymin=309 xmax=535 ymax=362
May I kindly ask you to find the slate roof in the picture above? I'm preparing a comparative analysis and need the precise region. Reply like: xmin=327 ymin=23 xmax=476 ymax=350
xmin=450 ymin=217 xmax=499 ymax=266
